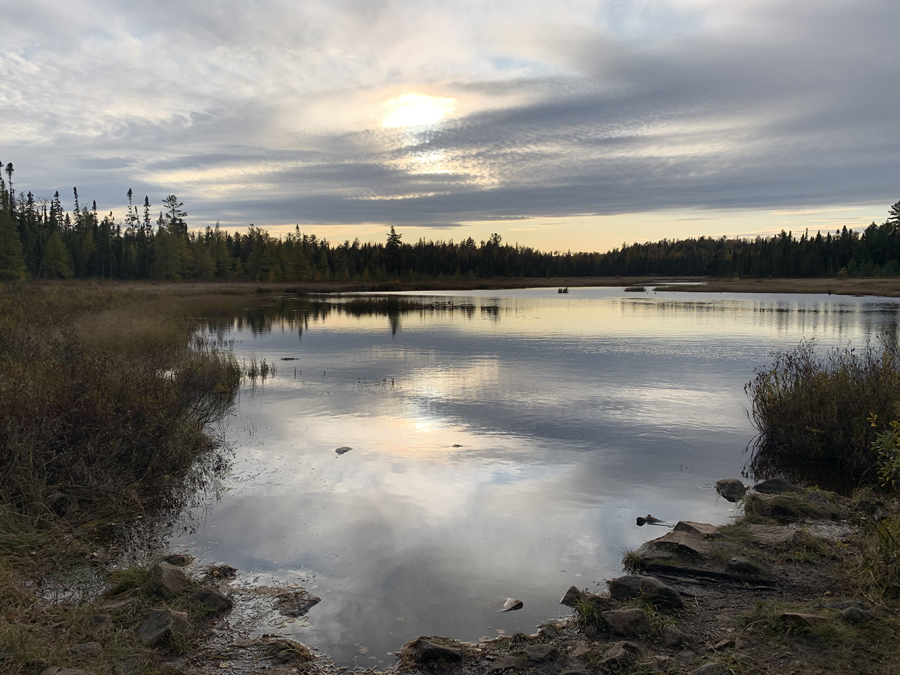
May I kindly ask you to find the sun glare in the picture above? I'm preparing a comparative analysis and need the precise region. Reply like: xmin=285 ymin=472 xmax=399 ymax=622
xmin=381 ymin=93 xmax=456 ymax=128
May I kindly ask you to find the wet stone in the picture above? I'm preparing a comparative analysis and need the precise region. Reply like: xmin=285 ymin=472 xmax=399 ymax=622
xmin=275 ymin=589 xmax=321 ymax=617
xmin=191 ymin=587 xmax=234 ymax=614
xmin=716 ymin=479 xmax=746 ymax=503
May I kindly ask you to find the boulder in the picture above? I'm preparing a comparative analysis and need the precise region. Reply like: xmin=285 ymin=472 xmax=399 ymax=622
xmin=137 ymin=609 xmax=193 ymax=645
xmin=744 ymin=524 xmax=796 ymax=545
xmin=601 ymin=608 xmax=651 ymax=636
xmin=662 ymin=625 xmax=693 ymax=647
xmin=778 ymin=612 xmax=827 ymax=628
xmin=523 ymin=644 xmax=556 ymax=662
xmin=715 ymin=479 xmax=746 ymax=503
xmin=412 ymin=639 xmax=463 ymax=664
xmin=724 ymin=557 xmax=767 ymax=577
xmin=673 ymin=521 xmax=718 ymax=538
xmin=148 ymin=562 xmax=190 ymax=598
xmin=608 ymin=575 xmax=685 ymax=610
xmin=839 ymin=606 xmax=875 ymax=624
xmin=191 ymin=587 xmax=233 ymax=614
xmin=599 ymin=641 xmax=640 ymax=667
xmin=690 ymin=665 xmax=731 ymax=675
xmin=645 ymin=531 xmax=711 ymax=559
xmin=754 ymin=477 xmax=796 ymax=494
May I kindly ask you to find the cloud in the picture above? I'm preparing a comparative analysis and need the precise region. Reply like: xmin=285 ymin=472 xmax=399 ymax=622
xmin=1 ymin=0 xmax=898 ymax=236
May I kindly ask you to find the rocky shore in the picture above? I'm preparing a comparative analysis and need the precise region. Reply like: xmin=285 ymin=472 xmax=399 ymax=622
xmin=10 ymin=477 xmax=898 ymax=675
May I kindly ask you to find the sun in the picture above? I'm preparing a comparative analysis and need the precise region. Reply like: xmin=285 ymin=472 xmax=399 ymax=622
xmin=381 ymin=93 xmax=456 ymax=128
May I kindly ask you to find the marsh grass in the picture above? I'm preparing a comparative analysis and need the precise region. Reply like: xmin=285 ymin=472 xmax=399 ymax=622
xmin=746 ymin=337 xmax=900 ymax=491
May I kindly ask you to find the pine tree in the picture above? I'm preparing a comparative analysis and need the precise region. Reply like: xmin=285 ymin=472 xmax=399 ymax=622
xmin=889 ymin=199 xmax=900 ymax=226
xmin=42 ymin=231 xmax=74 ymax=279
xmin=0 ymin=182 xmax=26 ymax=280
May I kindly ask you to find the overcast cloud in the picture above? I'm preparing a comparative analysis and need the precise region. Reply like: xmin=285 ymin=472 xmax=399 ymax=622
xmin=1 ymin=0 xmax=898 ymax=246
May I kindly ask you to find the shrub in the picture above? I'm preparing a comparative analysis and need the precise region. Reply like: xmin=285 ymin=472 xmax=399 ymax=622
xmin=745 ymin=337 xmax=900 ymax=492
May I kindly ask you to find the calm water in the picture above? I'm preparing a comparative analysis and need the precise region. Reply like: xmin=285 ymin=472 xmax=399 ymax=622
xmin=172 ymin=288 xmax=900 ymax=665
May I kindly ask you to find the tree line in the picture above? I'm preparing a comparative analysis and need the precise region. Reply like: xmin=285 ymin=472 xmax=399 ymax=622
xmin=2 ymin=161 xmax=900 ymax=282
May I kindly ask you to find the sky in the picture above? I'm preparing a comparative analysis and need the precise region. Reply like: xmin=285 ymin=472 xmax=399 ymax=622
xmin=1 ymin=0 xmax=899 ymax=252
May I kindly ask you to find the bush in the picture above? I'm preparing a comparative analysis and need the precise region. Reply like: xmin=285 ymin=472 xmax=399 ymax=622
xmin=746 ymin=337 xmax=900 ymax=491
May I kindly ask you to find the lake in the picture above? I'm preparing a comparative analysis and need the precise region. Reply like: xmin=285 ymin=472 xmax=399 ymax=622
xmin=172 ymin=287 xmax=900 ymax=666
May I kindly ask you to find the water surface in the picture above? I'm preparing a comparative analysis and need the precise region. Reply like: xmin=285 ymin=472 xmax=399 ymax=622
xmin=173 ymin=287 xmax=900 ymax=665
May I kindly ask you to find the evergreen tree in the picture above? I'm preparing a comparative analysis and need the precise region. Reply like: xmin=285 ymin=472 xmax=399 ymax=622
xmin=0 ymin=182 xmax=26 ymax=280
xmin=42 ymin=231 xmax=74 ymax=279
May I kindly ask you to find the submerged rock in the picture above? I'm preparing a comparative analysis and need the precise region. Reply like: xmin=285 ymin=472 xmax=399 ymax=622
xmin=335 ymin=446 xmax=352 ymax=455
xmin=608 ymin=576 xmax=684 ymax=610
xmin=148 ymin=562 xmax=190 ymax=598
xmin=716 ymin=478 xmax=746 ymax=502
xmin=275 ymin=589 xmax=322 ymax=617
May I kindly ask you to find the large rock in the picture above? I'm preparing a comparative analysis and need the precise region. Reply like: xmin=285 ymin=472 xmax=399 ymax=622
xmin=560 ymin=585 xmax=588 ymax=608
xmin=148 ymin=562 xmax=190 ymax=598
xmin=744 ymin=525 xmax=796 ymax=545
xmin=601 ymin=608 xmax=651 ymax=636
xmin=599 ymin=641 xmax=640 ymax=667
xmin=645 ymin=531 xmax=711 ymax=559
xmin=754 ymin=477 xmax=796 ymax=494
xmin=412 ymin=639 xmax=464 ymax=664
xmin=137 ymin=609 xmax=193 ymax=645
xmin=715 ymin=479 xmax=746 ymax=503
xmin=673 ymin=521 xmax=718 ymax=538
xmin=190 ymin=587 xmax=233 ymax=614
xmin=608 ymin=576 xmax=684 ymax=610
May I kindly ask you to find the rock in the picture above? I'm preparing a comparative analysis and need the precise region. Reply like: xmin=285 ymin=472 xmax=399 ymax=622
xmin=674 ymin=521 xmax=718 ymax=538
xmin=754 ymin=477 xmax=796 ymax=494
xmin=204 ymin=564 xmax=237 ymax=580
xmin=275 ymin=589 xmax=321 ymax=617
xmin=524 ymin=644 xmax=556 ymax=662
xmin=137 ymin=609 xmax=193 ymax=645
xmin=608 ymin=575 xmax=685 ymax=610
xmin=662 ymin=625 xmax=693 ymax=647
xmin=67 ymin=642 xmax=102 ymax=656
xmin=538 ymin=623 xmax=559 ymax=639
xmin=646 ymin=531 xmax=711 ymax=559
xmin=839 ymin=606 xmax=875 ymax=623
xmin=116 ymin=655 xmax=142 ymax=674
xmin=148 ymin=562 xmax=190 ymax=598
xmin=162 ymin=553 xmax=193 ymax=566
xmin=191 ymin=587 xmax=233 ymax=613
xmin=601 ymin=608 xmax=651 ymax=636
xmin=90 ymin=614 xmax=113 ymax=633
xmin=412 ymin=639 xmax=464 ymax=664
xmin=716 ymin=479 xmax=746 ymax=502
xmin=335 ymin=446 xmax=352 ymax=455
xmin=690 ymin=664 xmax=731 ymax=675
xmin=599 ymin=641 xmax=640 ymax=667
xmin=39 ymin=669 xmax=89 ymax=675
xmin=778 ymin=612 xmax=827 ymax=628
xmin=584 ymin=594 xmax=623 ymax=612
xmin=724 ymin=557 xmax=767 ymax=577
xmin=489 ymin=656 xmax=521 ymax=671
xmin=569 ymin=645 xmax=593 ymax=661
xmin=502 ymin=598 xmax=523 ymax=612
xmin=744 ymin=524 xmax=796 ymax=545
xmin=560 ymin=585 xmax=588 ymax=608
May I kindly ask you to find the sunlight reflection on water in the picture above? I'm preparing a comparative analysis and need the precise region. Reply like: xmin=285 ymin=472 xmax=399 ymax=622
xmin=172 ymin=287 xmax=900 ymax=665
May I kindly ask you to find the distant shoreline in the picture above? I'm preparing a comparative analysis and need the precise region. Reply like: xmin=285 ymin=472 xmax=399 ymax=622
xmin=25 ymin=276 xmax=900 ymax=298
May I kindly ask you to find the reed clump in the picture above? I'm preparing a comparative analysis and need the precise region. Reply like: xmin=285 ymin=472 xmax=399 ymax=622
xmin=746 ymin=337 xmax=900 ymax=491
xmin=0 ymin=282 xmax=250 ymax=551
